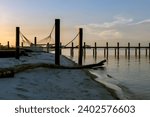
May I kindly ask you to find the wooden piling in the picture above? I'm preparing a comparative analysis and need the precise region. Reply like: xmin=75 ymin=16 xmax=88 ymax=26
xmin=70 ymin=42 xmax=74 ymax=57
xmin=47 ymin=43 xmax=49 ymax=53
xmin=149 ymin=43 xmax=150 ymax=58
xmin=7 ymin=41 xmax=10 ymax=49
xmin=139 ymin=43 xmax=141 ymax=58
xmin=21 ymin=42 xmax=23 ymax=47
xmin=128 ymin=42 xmax=130 ymax=59
xmin=135 ymin=48 xmax=137 ymax=57
xmin=93 ymin=48 xmax=95 ymax=58
xmin=16 ymin=27 xmax=20 ymax=59
xmin=34 ymin=37 xmax=37 ymax=47
xmin=94 ymin=42 xmax=97 ymax=59
xmin=78 ymin=28 xmax=83 ymax=65
xmin=117 ymin=42 xmax=119 ymax=59
xmin=55 ymin=19 xmax=60 ymax=65
xmin=106 ymin=42 xmax=108 ymax=59
xmin=146 ymin=48 xmax=148 ymax=57
xmin=83 ymin=42 xmax=86 ymax=59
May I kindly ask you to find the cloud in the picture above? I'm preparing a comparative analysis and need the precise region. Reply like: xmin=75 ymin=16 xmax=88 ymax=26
xmin=82 ymin=16 xmax=133 ymax=29
xmin=98 ymin=30 xmax=122 ymax=39
xmin=76 ymin=16 xmax=150 ymax=43
xmin=130 ymin=19 xmax=150 ymax=25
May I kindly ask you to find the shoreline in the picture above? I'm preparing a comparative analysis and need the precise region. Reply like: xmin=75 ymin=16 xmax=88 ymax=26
xmin=62 ymin=55 xmax=119 ymax=99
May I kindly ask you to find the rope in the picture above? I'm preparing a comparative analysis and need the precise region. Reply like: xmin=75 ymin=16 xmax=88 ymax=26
xmin=20 ymin=32 xmax=32 ymax=45
xmin=64 ymin=33 xmax=79 ymax=47
xmin=38 ymin=24 xmax=55 ymax=43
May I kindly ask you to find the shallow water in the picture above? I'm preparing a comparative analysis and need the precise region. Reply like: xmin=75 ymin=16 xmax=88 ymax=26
xmin=62 ymin=49 xmax=150 ymax=100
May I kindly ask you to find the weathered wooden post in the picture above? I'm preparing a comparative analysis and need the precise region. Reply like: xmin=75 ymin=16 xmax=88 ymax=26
xmin=70 ymin=42 xmax=74 ymax=57
xmin=78 ymin=28 xmax=83 ymax=65
xmin=47 ymin=43 xmax=49 ymax=53
xmin=146 ymin=48 xmax=148 ymax=57
xmin=135 ymin=48 xmax=137 ymax=57
xmin=16 ymin=27 xmax=20 ymax=59
xmin=83 ymin=42 xmax=86 ymax=59
xmin=94 ymin=42 xmax=97 ymax=59
xmin=7 ymin=41 xmax=10 ymax=49
xmin=55 ymin=19 xmax=60 ymax=65
xmin=93 ymin=48 xmax=95 ymax=58
xmin=106 ymin=42 xmax=108 ymax=59
xmin=139 ymin=43 xmax=141 ymax=58
xmin=21 ymin=42 xmax=23 ymax=47
xmin=117 ymin=42 xmax=119 ymax=59
xmin=34 ymin=37 xmax=37 ymax=47
xmin=128 ymin=42 xmax=130 ymax=59
xmin=149 ymin=43 xmax=150 ymax=58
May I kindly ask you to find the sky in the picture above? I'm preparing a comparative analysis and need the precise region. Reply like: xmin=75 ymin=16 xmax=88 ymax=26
xmin=0 ymin=0 xmax=150 ymax=46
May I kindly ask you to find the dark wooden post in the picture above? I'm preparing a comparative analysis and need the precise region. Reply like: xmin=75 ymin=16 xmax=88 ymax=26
xmin=55 ymin=19 xmax=60 ymax=65
xmin=139 ymin=43 xmax=141 ymax=58
xmin=70 ymin=42 xmax=74 ymax=57
xmin=146 ymin=48 xmax=148 ymax=57
xmin=106 ymin=42 xmax=108 ymax=59
xmin=47 ymin=43 xmax=49 ymax=53
xmin=94 ymin=42 xmax=97 ymax=59
xmin=78 ymin=28 xmax=83 ymax=65
xmin=7 ymin=41 xmax=10 ymax=49
xmin=93 ymin=48 xmax=95 ymax=58
xmin=135 ymin=48 xmax=137 ymax=57
xmin=83 ymin=42 xmax=86 ymax=59
xmin=117 ymin=42 xmax=119 ymax=59
xmin=128 ymin=42 xmax=130 ymax=59
xmin=16 ymin=27 xmax=20 ymax=59
xmin=34 ymin=37 xmax=37 ymax=47
xmin=21 ymin=42 xmax=23 ymax=47
xmin=149 ymin=43 xmax=150 ymax=58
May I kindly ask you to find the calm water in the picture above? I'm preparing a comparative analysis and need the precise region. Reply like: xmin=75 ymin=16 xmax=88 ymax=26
xmin=62 ymin=49 xmax=150 ymax=100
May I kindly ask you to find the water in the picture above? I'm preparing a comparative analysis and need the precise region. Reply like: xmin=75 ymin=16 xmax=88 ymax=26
xmin=62 ymin=49 xmax=150 ymax=100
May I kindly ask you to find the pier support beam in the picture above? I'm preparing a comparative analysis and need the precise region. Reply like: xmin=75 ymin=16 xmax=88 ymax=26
xmin=34 ymin=37 xmax=37 ymax=47
xmin=7 ymin=41 xmax=10 ymax=49
xmin=78 ymin=28 xmax=83 ymax=65
xmin=106 ymin=42 xmax=108 ymax=59
xmin=16 ymin=27 xmax=20 ymax=59
xmin=70 ymin=42 xmax=74 ymax=57
xmin=47 ymin=43 xmax=49 ymax=53
xmin=83 ymin=42 xmax=86 ymax=59
xmin=55 ymin=19 xmax=60 ymax=65
xmin=128 ymin=42 xmax=130 ymax=59
xmin=94 ymin=42 xmax=97 ymax=59
xmin=139 ymin=43 xmax=141 ymax=59
xmin=149 ymin=43 xmax=150 ymax=59
xmin=117 ymin=42 xmax=119 ymax=59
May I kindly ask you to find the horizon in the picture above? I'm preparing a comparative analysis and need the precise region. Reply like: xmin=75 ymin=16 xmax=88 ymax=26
xmin=0 ymin=0 xmax=150 ymax=46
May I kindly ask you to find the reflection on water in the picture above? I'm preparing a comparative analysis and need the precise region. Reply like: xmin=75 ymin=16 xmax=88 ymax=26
xmin=62 ymin=49 xmax=150 ymax=99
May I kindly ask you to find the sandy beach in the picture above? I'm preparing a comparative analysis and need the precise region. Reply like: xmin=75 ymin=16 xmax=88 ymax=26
xmin=0 ymin=51 xmax=115 ymax=100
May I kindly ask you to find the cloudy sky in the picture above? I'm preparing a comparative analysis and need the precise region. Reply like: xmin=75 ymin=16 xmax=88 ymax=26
xmin=0 ymin=0 xmax=150 ymax=46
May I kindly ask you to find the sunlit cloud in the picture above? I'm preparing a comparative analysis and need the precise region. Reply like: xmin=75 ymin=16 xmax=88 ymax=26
xmin=130 ymin=19 xmax=150 ymax=25
xmin=76 ymin=16 xmax=150 ymax=42
xmin=98 ymin=30 xmax=122 ymax=39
